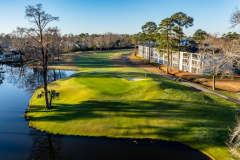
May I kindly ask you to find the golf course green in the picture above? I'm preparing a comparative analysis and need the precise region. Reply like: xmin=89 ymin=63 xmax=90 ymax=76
xmin=28 ymin=50 xmax=239 ymax=160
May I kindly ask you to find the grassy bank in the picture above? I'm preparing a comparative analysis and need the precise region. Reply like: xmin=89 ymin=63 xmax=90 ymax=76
xmin=28 ymin=50 xmax=239 ymax=160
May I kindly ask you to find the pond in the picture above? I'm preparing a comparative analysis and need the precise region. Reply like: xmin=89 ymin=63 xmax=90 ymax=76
xmin=0 ymin=63 xmax=211 ymax=160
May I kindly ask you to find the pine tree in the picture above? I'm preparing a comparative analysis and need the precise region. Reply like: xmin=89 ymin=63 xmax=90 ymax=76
xmin=172 ymin=12 xmax=194 ymax=72
xmin=192 ymin=29 xmax=207 ymax=42
xmin=155 ymin=18 xmax=174 ymax=73
xmin=140 ymin=22 xmax=157 ymax=64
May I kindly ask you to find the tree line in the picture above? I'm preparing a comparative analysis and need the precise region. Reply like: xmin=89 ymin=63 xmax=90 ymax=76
xmin=0 ymin=31 xmax=135 ymax=61
xmin=76 ymin=32 xmax=133 ymax=51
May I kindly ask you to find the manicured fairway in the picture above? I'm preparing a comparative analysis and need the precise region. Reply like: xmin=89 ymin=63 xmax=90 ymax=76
xmin=28 ymin=50 xmax=239 ymax=160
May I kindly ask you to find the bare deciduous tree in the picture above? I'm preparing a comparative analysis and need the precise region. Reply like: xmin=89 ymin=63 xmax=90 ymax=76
xmin=76 ymin=33 xmax=132 ymax=51
xmin=98 ymin=35 xmax=104 ymax=50
xmin=226 ymin=114 xmax=240 ymax=160
xmin=199 ymin=34 xmax=240 ymax=90
xmin=231 ymin=7 xmax=240 ymax=28
xmin=11 ymin=28 xmax=28 ymax=59
xmin=0 ymin=34 xmax=12 ymax=53
xmin=19 ymin=3 xmax=59 ymax=109
xmin=124 ymin=35 xmax=131 ymax=48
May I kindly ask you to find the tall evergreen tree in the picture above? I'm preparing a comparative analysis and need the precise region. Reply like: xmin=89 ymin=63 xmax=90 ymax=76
xmin=172 ymin=12 xmax=194 ymax=72
xmin=169 ymin=26 xmax=179 ymax=70
xmin=192 ymin=29 xmax=207 ymax=42
xmin=141 ymin=22 xmax=157 ymax=63
xmin=155 ymin=18 xmax=174 ymax=73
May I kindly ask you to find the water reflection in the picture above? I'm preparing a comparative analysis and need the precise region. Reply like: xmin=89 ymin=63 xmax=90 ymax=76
xmin=28 ymin=130 xmax=72 ymax=160
xmin=0 ymin=64 xmax=75 ymax=160
xmin=2 ymin=63 xmax=67 ymax=94
xmin=0 ymin=64 xmax=4 ymax=85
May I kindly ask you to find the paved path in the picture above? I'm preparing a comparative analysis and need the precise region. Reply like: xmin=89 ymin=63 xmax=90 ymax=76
xmin=125 ymin=56 xmax=240 ymax=105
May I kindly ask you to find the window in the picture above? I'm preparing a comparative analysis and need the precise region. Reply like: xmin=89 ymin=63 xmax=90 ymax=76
xmin=191 ymin=67 xmax=199 ymax=74
xmin=183 ymin=59 xmax=188 ymax=64
xmin=173 ymin=57 xmax=178 ymax=63
xmin=183 ymin=53 xmax=188 ymax=58
xmin=182 ymin=65 xmax=189 ymax=71
xmin=192 ymin=60 xmax=199 ymax=67
xmin=192 ymin=54 xmax=197 ymax=59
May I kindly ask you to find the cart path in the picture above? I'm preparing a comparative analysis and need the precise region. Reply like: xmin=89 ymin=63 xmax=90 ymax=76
xmin=125 ymin=56 xmax=240 ymax=105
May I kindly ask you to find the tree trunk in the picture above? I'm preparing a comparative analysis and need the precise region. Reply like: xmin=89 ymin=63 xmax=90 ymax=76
xmin=149 ymin=40 xmax=151 ymax=64
xmin=43 ymin=67 xmax=49 ymax=109
xmin=135 ymin=37 xmax=137 ymax=53
xmin=170 ymin=48 xmax=172 ymax=71
xmin=212 ymin=74 xmax=215 ymax=90
xmin=178 ymin=25 xmax=181 ymax=73
xmin=43 ymin=48 xmax=50 ymax=109
xmin=212 ymin=52 xmax=216 ymax=90
xmin=166 ymin=31 xmax=169 ymax=74
xmin=52 ymin=56 xmax=54 ymax=64
xmin=178 ymin=36 xmax=180 ymax=72
xmin=58 ymin=49 xmax=59 ymax=61
xmin=53 ymin=69 xmax=56 ymax=81
xmin=134 ymin=43 xmax=136 ymax=53
xmin=49 ymin=94 xmax=52 ymax=108
xmin=167 ymin=53 xmax=169 ymax=74
xmin=59 ymin=70 xmax=61 ymax=79
xmin=170 ymin=30 xmax=172 ymax=71
xmin=40 ymin=29 xmax=50 ymax=109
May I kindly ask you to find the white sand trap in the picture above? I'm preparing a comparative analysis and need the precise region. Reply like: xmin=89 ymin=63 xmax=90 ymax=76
xmin=128 ymin=78 xmax=146 ymax=81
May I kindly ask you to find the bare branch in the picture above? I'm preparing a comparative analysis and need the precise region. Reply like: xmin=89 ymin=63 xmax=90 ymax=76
xmin=230 ymin=7 xmax=240 ymax=28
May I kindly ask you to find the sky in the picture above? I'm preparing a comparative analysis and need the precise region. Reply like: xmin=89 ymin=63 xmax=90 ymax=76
xmin=0 ymin=0 xmax=240 ymax=37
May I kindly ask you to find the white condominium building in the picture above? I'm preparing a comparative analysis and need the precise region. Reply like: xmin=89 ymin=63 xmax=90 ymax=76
xmin=138 ymin=42 xmax=233 ymax=75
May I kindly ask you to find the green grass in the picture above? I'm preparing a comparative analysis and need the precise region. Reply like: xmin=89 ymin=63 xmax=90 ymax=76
xmin=214 ymin=90 xmax=238 ymax=99
xmin=28 ymin=50 xmax=240 ymax=160
xmin=191 ymin=81 xmax=239 ymax=100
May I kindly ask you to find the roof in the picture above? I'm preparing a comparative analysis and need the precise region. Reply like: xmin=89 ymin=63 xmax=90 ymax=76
xmin=139 ymin=41 xmax=156 ymax=48
xmin=139 ymin=40 xmax=200 ymax=53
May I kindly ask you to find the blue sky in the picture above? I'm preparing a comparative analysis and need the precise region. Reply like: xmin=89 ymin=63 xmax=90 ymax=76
xmin=0 ymin=0 xmax=240 ymax=37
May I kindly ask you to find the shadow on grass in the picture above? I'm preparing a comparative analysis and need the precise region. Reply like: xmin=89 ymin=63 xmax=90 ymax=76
xmin=29 ymin=98 xmax=238 ymax=148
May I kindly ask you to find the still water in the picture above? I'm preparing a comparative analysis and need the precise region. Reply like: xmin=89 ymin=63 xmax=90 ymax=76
xmin=0 ymin=63 xmax=210 ymax=160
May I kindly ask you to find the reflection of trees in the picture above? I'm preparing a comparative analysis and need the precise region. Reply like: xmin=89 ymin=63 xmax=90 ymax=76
xmin=0 ymin=64 xmax=4 ymax=85
xmin=4 ymin=64 xmax=67 ymax=94
xmin=47 ymin=69 xmax=67 ymax=82
xmin=28 ymin=130 xmax=72 ymax=160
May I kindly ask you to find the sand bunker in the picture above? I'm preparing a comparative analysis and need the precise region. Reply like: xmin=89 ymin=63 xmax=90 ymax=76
xmin=128 ymin=78 xmax=146 ymax=81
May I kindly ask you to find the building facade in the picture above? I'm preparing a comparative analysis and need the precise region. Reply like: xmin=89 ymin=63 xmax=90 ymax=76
xmin=138 ymin=42 xmax=233 ymax=75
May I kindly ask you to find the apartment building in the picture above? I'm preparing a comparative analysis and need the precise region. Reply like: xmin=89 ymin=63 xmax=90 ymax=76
xmin=138 ymin=42 xmax=233 ymax=75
